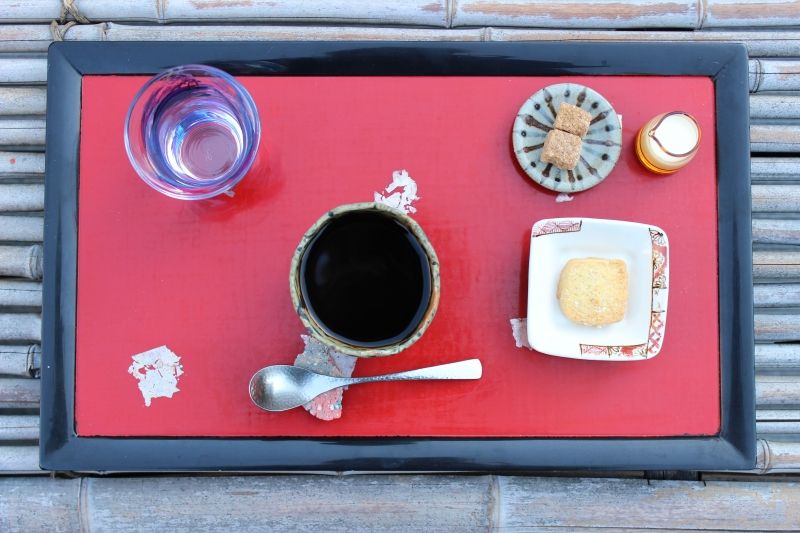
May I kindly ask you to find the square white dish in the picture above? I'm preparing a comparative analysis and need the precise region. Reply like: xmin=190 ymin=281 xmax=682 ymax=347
xmin=527 ymin=218 xmax=669 ymax=361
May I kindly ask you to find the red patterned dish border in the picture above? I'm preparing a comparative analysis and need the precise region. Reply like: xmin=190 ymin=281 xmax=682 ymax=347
xmin=532 ymin=219 xmax=582 ymax=237
xmin=579 ymin=227 xmax=668 ymax=358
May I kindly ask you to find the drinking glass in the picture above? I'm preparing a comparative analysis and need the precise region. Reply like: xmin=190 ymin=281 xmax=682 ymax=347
xmin=124 ymin=64 xmax=261 ymax=200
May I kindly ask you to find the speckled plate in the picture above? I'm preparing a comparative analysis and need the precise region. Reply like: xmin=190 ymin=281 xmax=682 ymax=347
xmin=512 ymin=83 xmax=622 ymax=193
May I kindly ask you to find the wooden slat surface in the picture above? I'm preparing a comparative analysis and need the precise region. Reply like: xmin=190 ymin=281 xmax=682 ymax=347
xmin=0 ymin=245 xmax=42 ymax=280
xmin=7 ymin=24 xmax=800 ymax=56
xmin=0 ymin=475 xmax=799 ymax=531
xmin=0 ymin=1 xmax=797 ymax=29
xmin=454 ymin=0 xmax=800 ymax=29
xmin=489 ymin=28 xmax=800 ymax=56
xmin=0 ymin=314 xmax=41 ymax=343
xmin=0 ymin=185 xmax=44 ymax=212
xmin=0 ymin=281 xmax=41 ymax=308
xmin=0 ymin=1 xmax=450 ymax=26
xmin=0 ymin=87 xmax=46 ymax=116
xmin=499 ymin=476 xmax=800 ymax=530
xmin=0 ymin=378 xmax=39 ymax=409
xmin=752 ymin=220 xmax=800 ymax=246
xmin=0 ymin=416 xmax=38 ymax=441
xmin=0 ymin=18 xmax=796 ymax=532
xmin=0 ymin=119 xmax=46 ymax=148
xmin=0 ymin=58 xmax=47 ymax=85
xmin=0 ymin=344 xmax=39 ymax=377
xmin=756 ymin=344 xmax=800 ymax=371
xmin=0 ymin=152 xmax=44 ymax=178
xmin=0 ymin=216 xmax=43 ymax=242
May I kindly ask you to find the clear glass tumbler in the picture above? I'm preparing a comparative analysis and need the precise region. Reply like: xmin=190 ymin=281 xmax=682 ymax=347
xmin=124 ymin=64 xmax=261 ymax=200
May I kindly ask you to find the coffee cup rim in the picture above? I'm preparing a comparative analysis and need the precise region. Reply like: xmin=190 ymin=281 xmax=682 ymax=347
xmin=289 ymin=202 xmax=440 ymax=358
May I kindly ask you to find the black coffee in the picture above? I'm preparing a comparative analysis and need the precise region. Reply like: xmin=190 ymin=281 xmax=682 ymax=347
xmin=299 ymin=210 xmax=432 ymax=347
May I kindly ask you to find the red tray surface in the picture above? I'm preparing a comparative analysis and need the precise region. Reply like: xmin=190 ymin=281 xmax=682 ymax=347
xmin=76 ymin=75 xmax=719 ymax=437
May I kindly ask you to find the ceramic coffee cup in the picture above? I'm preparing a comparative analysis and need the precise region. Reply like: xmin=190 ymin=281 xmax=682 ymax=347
xmin=289 ymin=202 xmax=440 ymax=358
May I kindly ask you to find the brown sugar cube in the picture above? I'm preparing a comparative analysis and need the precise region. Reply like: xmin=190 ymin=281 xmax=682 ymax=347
xmin=553 ymin=102 xmax=592 ymax=137
xmin=557 ymin=258 xmax=628 ymax=327
xmin=541 ymin=129 xmax=582 ymax=170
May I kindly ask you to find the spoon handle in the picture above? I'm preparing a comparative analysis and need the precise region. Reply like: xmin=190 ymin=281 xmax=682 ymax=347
xmin=343 ymin=358 xmax=482 ymax=386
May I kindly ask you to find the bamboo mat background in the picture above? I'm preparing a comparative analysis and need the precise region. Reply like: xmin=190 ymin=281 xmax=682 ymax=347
xmin=1 ymin=1 xmax=800 ymax=530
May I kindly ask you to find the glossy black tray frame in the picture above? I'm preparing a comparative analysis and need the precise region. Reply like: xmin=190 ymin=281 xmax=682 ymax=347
xmin=42 ymin=41 xmax=754 ymax=472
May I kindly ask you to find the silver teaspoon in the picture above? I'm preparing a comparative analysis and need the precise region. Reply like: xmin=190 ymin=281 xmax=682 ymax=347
xmin=249 ymin=358 xmax=482 ymax=412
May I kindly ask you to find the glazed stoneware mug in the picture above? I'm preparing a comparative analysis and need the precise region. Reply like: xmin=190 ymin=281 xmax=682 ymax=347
xmin=289 ymin=202 xmax=440 ymax=357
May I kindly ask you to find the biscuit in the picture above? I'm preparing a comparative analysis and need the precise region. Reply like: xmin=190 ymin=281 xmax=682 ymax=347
xmin=541 ymin=129 xmax=582 ymax=170
xmin=553 ymin=102 xmax=592 ymax=137
xmin=557 ymin=258 xmax=628 ymax=326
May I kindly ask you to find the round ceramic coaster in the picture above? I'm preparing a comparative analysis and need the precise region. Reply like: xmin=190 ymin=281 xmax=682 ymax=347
xmin=512 ymin=83 xmax=622 ymax=193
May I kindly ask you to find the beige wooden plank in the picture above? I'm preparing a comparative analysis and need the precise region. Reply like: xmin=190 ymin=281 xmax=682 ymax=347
xmin=0 ymin=478 xmax=79 ymax=530
xmin=93 ymin=22 xmax=482 ymax=42
xmin=0 ymin=58 xmax=47 ymax=85
xmin=0 ymin=87 xmax=46 ymax=116
xmin=489 ymin=28 xmax=800 ymax=57
xmin=758 ymin=409 xmax=800 ymax=421
xmin=0 ymin=183 xmax=44 ymax=211
xmin=754 ymin=283 xmax=800 ymax=307
xmin=0 ymin=23 xmax=482 ymax=51
xmin=752 ymin=185 xmax=800 ymax=212
xmin=752 ymin=157 xmax=800 ymax=181
xmin=0 ymin=25 xmax=56 ymax=52
xmin=0 ymin=280 xmax=41 ymax=308
xmin=0 ymin=313 xmax=41 ymax=343
xmin=0 ymin=119 xmax=45 ymax=148
xmin=0 ymin=445 xmax=39 ymax=474
xmin=0 ymin=245 xmax=42 ymax=279
xmin=0 ymin=415 xmax=39 ymax=441
xmin=0 ymin=184 xmax=44 ymax=212
xmin=705 ymin=0 xmax=800 ymax=28
xmin=4 ymin=475 xmax=800 ymax=530
xmin=752 ymin=219 xmax=800 ymax=245
xmin=751 ymin=124 xmax=800 ymax=152
xmin=10 ymin=24 xmax=800 ymax=56
xmin=755 ymin=313 xmax=800 ymax=342
xmin=0 ymin=0 xmax=800 ymax=29
xmin=754 ymin=251 xmax=800 ymax=280
xmin=0 ymin=377 xmax=39 ymax=409
xmin=751 ymin=95 xmax=800 ymax=120
xmin=751 ymin=59 xmax=800 ymax=93
xmin=454 ymin=0 xmax=698 ymax=29
xmin=756 ymin=344 xmax=800 ymax=371
xmin=498 ymin=476 xmax=800 ymax=530
xmin=0 ymin=215 xmax=43 ymax=242
xmin=0 ymin=344 xmax=39 ymax=377
xmin=0 ymin=152 xmax=44 ymax=177
xmin=456 ymin=0 xmax=800 ymax=29
xmin=1 ymin=0 xmax=159 ymax=21
xmin=756 ymin=439 xmax=800 ymax=474
xmin=86 ymin=475 xmax=491 ymax=530
xmin=757 ymin=376 xmax=800 ymax=407
xmin=1 ymin=0 xmax=449 ymax=26
xmin=758 ymin=421 xmax=800 ymax=436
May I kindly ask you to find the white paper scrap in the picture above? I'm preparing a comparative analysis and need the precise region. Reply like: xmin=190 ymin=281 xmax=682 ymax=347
xmin=374 ymin=169 xmax=420 ymax=214
xmin=128 ymin=345 xmax=184 ymax=407
xmin=556 ymin=193 xmax=574 ymax=203
xmin=510 ymin=317 xmax=533 ymax=350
